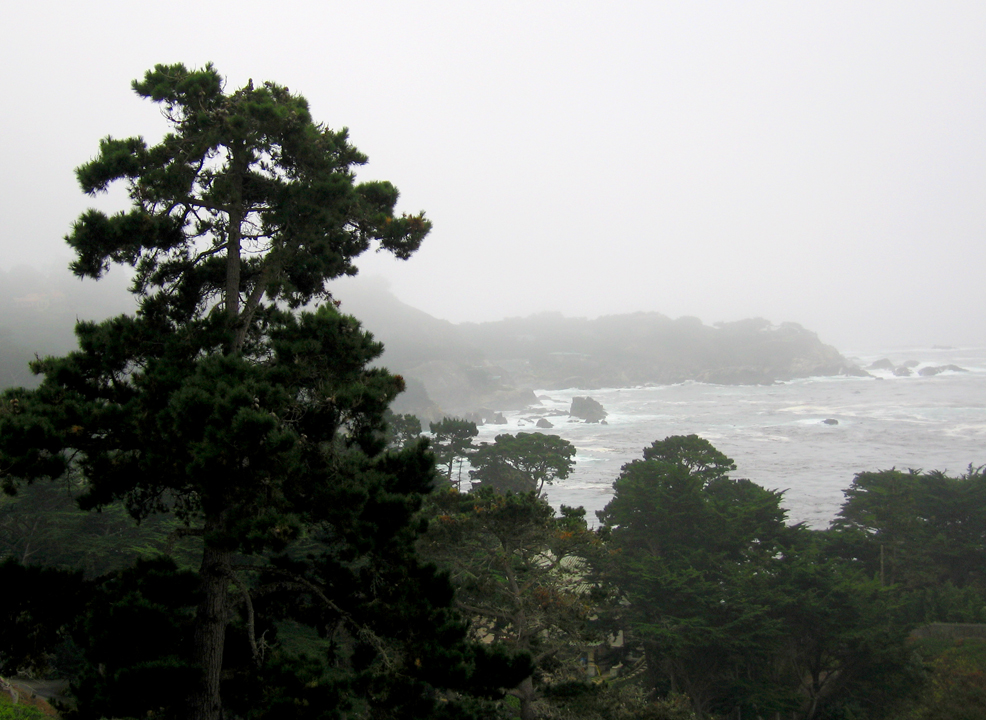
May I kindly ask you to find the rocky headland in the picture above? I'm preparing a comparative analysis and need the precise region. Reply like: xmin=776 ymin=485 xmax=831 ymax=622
xmin=331 ymin=282 xmax=868 ymax=421
xmin=0 ymin=270 xmax=876 ymax=423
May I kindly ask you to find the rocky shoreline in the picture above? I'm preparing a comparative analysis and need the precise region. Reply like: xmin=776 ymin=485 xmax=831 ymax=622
xmin=331 ymin=283 xmax=872 ymax=421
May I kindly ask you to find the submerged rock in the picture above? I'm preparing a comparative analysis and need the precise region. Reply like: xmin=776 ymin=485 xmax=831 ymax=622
xmin=822 ymin=418 xmax=839 ymax=425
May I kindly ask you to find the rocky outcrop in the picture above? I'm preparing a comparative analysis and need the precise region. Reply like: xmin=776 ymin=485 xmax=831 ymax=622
xmin=570 ymin=396 xmax=607 ymax=423
xmin=396 ymin=359 xmax=539 ymax=418
xmin=458 ymin=316 xmax=868 ymax=388
xmin=918 ymin=364 xmax=968 ymax=376
xmin=536 ymin=418 xmax=554 ymax=428
xmin=329 ymin=282 xmax=872 ymax=418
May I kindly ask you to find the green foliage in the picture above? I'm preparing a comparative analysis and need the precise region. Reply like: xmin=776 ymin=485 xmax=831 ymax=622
xmin=419 ymin=487 xmax=601 ymax=719
xmin=470 ymin=432 xmax=576 ymax=496
xmin=67 ymin=556 xmax=200 ymax=720
xmin=598 ymin=436 xmax=924 ymax=720
xmin=383 ymin=410 xmax=423 ymax=450
xmin=68 ymin=62 xmax=430 ymax=302
xmin=598 ymin=435 xmax=792 ymax=717
xmin=0 ymin=694 xmax=50 ymax=720
xmin=896 ymin=582 xmax=986 ymax=626
xmin=0 ymin=470 xmax=197 ymax=577
xmin=832 ymin=466 xmax=986 ymax=590
xmin=768 ymin=537 xmax=922 ymax=720
xmin=0 ymin=63 xmax=527 ymax=720
xmin=539 ymin=682 xmax=697 ymax=720
xmin=598 ymin=435 xmax=787 ymax=564
xmin=429 ymin=418 xmax=479 ymax=488
xmin=903 ymin=638 xmax=986 ymax=720
xmin=639 ymin=434 xmax=735 ymax=481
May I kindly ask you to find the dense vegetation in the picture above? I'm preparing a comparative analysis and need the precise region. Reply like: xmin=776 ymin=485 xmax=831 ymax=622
xmin=0 ymin=64 xmax=522 ymax=720
xmin=3 ymin=427 xmax=984 ymax=719
xmin=1 ymin=64 xmax=984 ymax=720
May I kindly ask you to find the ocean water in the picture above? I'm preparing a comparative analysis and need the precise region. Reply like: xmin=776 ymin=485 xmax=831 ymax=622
xmin=471 ymin=346 xmax=986 ymax=528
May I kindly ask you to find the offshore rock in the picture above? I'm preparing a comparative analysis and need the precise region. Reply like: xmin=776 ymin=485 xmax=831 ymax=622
xmin=918 ymin=364 xmax=968 ymax=376
xmin=570 ymin=396 xmax=607 ymax=423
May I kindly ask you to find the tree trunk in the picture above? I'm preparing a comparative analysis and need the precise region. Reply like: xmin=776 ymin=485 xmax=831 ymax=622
xmin=500 ymin=552 xmax=536 ymax=720
xmin=515 ymin=675 xmax=536 ymax=720
xmin=191 ymin=536 xmax=232 ymax=720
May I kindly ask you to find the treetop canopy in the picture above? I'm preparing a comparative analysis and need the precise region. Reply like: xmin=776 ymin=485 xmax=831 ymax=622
xmin=68 ymin=62 xmax=430 ymax=340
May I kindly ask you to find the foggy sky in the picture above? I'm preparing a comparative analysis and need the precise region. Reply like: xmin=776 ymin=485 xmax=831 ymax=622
xmin=2 ymin=2 xmax=984 ymax=351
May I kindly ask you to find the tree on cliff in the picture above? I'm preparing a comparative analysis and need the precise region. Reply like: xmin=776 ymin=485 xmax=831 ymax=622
xmin=0 ymin=64 xmax=526 ymax=720
xmin=470 ymin=432 xmax=576 ymax=496
xmin=429 ymin=417 xmax=479 ymax=489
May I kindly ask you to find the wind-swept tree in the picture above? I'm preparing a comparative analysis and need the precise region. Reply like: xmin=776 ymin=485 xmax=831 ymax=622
xmin=383 ymin=410 xmax=423 ymax=450
xmin=429 ymin=417 xmax=479 ymax=489
xmin=470 ymin=432 xmax=576 ymax=496
xmin=0 ymin=64 xmax=526 ymax=720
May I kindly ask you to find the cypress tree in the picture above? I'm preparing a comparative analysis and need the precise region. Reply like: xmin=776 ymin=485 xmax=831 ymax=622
xmin=0 ymin=64 xmax=523 ymax=720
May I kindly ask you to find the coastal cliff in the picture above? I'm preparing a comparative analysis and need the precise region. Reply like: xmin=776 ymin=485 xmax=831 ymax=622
xmin=332 ymin=282 xmax=866 ymax=420
xmin=0 ymin=272 xmax=866 ymax=420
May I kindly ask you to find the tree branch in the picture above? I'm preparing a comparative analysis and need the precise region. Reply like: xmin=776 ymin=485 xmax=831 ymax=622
xmin=455 ymin=600 xmax=513 ymax=625
xmin=228 ymin=571 xmax=261 ymax=666
xmin=255 ymin=567 xmax=402 ymax=670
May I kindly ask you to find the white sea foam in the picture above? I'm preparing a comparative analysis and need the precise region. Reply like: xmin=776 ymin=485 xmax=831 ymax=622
xmin=472 ymin=346 xmax=986 ymax=529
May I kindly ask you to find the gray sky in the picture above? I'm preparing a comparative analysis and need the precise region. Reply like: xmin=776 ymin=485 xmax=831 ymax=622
xmin=2 ymin=1 xmax=984 ymax=351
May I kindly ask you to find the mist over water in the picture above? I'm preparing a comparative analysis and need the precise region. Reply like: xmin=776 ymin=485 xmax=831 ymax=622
xmin=3 ymin=5 xmax=985 ymax=353
xmin=471 ymin=346 xmax=986 ymax=528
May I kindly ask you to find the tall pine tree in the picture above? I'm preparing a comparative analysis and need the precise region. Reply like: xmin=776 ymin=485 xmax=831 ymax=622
xmin=0 ymin=64 xmax=524 ymax=720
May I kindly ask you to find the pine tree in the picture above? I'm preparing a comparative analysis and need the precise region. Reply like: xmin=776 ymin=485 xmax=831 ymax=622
xmin=469 ymin=432 xmax=576 ymax=495
xmin=0 ymin=64 xmax=523 ymax=720
xmin=597 ymin=436 xmax=792 ymax=718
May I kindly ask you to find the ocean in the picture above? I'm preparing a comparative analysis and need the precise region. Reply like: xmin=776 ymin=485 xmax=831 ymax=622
xmin=471 ymin=346 xmax=986 ymax=528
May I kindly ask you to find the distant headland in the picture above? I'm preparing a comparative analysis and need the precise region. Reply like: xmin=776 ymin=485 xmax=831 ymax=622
xmin=331 ymin=282 xmax=868 ymax=420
